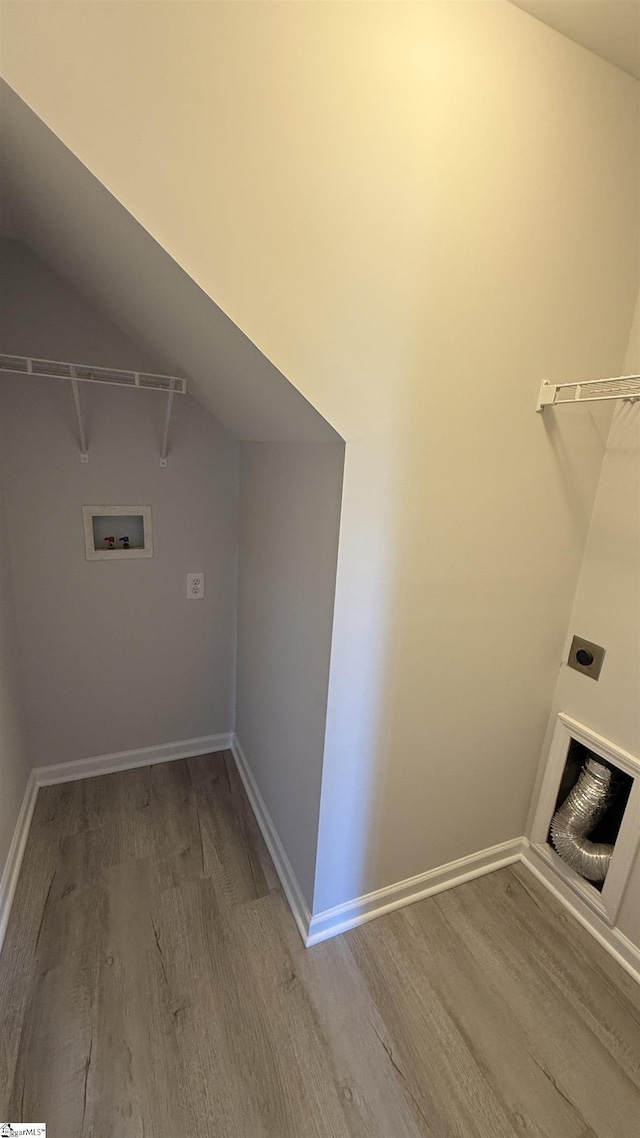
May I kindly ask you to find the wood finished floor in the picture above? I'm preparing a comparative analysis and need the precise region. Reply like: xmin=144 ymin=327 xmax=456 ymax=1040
xmin=1 ymin=753 xmax=639 ymax=1138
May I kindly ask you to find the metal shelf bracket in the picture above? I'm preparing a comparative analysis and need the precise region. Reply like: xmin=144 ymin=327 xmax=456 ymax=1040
xmin=71 ymin=376 xmax=89 ymax=463
xmin=160 ymin=381 xmax=176 ymax=467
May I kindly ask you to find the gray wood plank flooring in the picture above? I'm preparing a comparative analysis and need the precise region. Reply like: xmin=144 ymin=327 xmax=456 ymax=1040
xmin=1 ymin=752 xmax=639 ymax=1137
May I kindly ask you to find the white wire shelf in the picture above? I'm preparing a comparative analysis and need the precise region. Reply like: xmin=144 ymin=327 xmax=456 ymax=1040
xmin=537 ymin=375 xmax=640 ymax=412
xmin=0 ymin=353 xmax=186 ymax=465
xmin=0 ymin=353 xmax=187 ymax=394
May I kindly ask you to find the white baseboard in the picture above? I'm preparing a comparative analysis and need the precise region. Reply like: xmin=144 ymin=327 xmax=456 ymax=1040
xmin=306 ymin=837 xmax=525 ymax=946
xmin=230 ymin=733 xmax=311 ymax=945
xmin=34 ymin=732 xmax=233 ymax=786
xmin=522 ymin=841 xmax=640 ymax=985
xmin=0 ymin=770 xmax=38 ymax=955
xmin=3 ymin=732 xmax=639 ymax=986
xmin=0 ymin=732 xmax=232 ymax=956
xmin=307 ymin=842 xmax=640 ymax=983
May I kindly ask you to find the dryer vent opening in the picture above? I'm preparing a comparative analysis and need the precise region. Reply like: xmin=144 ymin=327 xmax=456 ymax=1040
xmin=548 ymin=742 xmax=632 ymax=888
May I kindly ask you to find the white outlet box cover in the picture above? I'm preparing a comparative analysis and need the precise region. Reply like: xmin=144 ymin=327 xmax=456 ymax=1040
xmin=187 ymin=572 xmax=205 ymax=598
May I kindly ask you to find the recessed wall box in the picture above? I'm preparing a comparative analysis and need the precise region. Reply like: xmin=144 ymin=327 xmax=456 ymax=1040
xmin=83 ymin=505 xmax=153 ymax=560
xmin=529 ymin=713 xmax=640 ymax=925
xmin=567 ymin=635 xmax=605 ymax=681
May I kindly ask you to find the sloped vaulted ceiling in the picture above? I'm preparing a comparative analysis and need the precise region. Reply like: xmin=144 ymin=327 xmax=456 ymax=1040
xmin=508 ymin=0 xmax=640 ymax=80
xmin=0 ymin=82 xmax=340 ymax=445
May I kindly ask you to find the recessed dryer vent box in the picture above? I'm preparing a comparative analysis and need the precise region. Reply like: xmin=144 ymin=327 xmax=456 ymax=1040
xmin=547 ymin=738 xmax=632 ymax=893
xmin=529 ymin=713 xmax=640 ymax=925
xmin=83 ymin=505 xmax=153 ymax=560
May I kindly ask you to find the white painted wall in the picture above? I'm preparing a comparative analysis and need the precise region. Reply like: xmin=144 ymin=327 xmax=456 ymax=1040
xmin=0 ymin=475 xmax=28 ymax=879
xmin=237 ymin=442 xmax=344 ymax=906
xmin=0 ymin=240 xmax=238 ymax=766
xmin=539 ymin=297 xmax=640 ymax=946
xmin=1 ymin=3 xmax=637 ymax=915
xmin=0 ymin=84 xmax=336 ymax=447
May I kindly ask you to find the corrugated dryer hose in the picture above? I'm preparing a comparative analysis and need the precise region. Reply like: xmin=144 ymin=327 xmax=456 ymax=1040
xmin=550 ymin=755 xmax=616 ymax=883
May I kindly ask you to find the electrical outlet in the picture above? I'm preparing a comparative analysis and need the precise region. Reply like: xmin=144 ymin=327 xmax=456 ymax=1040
xmin=567 ymin=634 xmax=605 ymax=681
xmin=187 ymin=572 xmax=205 ymax=599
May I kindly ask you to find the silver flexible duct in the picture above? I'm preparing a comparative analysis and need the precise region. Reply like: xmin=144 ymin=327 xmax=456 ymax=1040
xmin=550 ymin=755 xmax=616 ymax=882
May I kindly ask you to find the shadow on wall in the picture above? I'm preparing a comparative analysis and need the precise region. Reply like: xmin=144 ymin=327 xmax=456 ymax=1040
xmin=236 ymin=440 xmax=346 ymax=907
xmin=0 ymin=79 xmax=339 ymax=446
xmin=0 ymin=89 xmax=347 ymax=915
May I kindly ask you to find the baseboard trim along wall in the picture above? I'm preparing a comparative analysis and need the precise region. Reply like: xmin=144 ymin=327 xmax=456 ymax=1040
xmin=230 ymin=734 xmax=312 ymax=945
xmin=0 ymin=732 xmax=232 ymax=955
xmin=306 ymin=837 xmax=525 ymax=946
xmin=227 ymin=744 xmax=640 ymax=980
xmin=35 ymin=733 xmax=233 ymax=786
xmin=522 ymin=841 xmax=640 ymax=985
xmin=0 ymin=770 xmax=38 ymax=954
xmin=3 ymin=734 xmax=640 ymax=984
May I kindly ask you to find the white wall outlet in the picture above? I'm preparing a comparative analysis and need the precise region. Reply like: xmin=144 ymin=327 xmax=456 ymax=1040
xmin=186 ymin=572 xmax=205 ymax=599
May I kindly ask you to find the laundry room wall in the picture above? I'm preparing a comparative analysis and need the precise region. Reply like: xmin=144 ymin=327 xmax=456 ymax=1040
xmin=537 ymin=294 xmax=640 ymax=948
xmin=0 ymin=239 xmax=239 ymax=767
xmin=236 ymin=440 xmax=344 ymax=906
xmin=1 ymin=3 xmax=637 ymax=915
xmin=0 ymin=472 xmax=28 ymax=886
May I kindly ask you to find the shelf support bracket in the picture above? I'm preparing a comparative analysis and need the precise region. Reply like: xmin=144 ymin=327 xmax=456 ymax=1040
xmin=536 ymin=380 xmax=558 ymax=412
xmin=160 ymin=381 xmax=175 ymax=467
xmin=71 ymin=376 xmax=89 ymax=462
